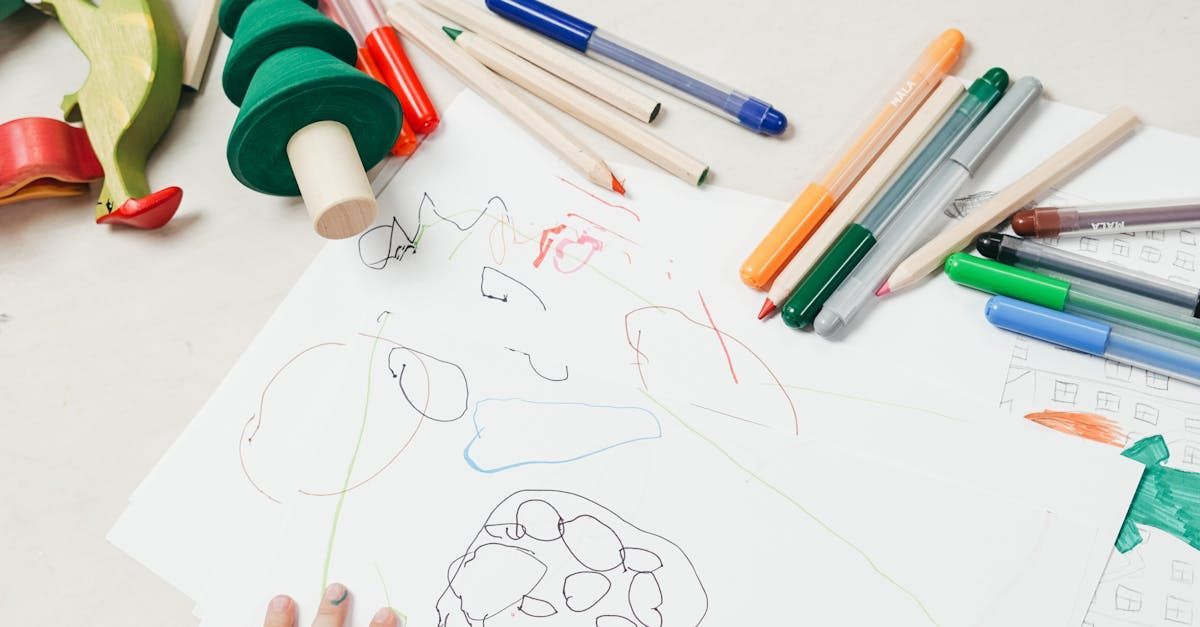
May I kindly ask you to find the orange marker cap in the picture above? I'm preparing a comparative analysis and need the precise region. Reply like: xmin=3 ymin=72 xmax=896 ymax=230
xmin=739 ymin=29 xmax=964 ymax=290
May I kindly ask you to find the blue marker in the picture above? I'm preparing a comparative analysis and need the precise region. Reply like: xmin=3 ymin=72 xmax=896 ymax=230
xmin=485 ymin=0 xmax=788 ymax=135
xmin=985 ymin=295 xmax=1200 ymax=386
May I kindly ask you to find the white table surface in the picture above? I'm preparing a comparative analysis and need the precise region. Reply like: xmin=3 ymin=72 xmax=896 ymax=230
xmin=1 ymin=0 xmax=1197 ymax=624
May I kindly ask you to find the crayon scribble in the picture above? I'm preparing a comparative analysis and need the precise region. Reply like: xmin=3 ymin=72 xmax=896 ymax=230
xmin=1024 ymin=410 xmax=1125 ymax=447
xmin=557 ymin=176 xmax=640 ymax=221
xmin=463 ymin=399 xmax=662 ymax=473
xmin=533 ymin=224 xmax=566 ymax=268
xmin=239 ymin=341 xmax=347 ymax=504
xmin=533 ymin=223 xmax=605 ymax=274
xmin=566 ymin=212 xmax=638 ymax=245
xmin=697 ymin=290 xmax=738 ymax=385
xmin=625 ymin=305 xmax=798 ymax=435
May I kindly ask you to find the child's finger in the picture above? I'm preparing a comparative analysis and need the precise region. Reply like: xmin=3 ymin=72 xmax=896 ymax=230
xmin=263 ymin=595 xmax=296 ymax=627
xmin=369 ymin=607 xmax=399 ymax=627
xmin=310 ymin=583 xmax=350 ymax=627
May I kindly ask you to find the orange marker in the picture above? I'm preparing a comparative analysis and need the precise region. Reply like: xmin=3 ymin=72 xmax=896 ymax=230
xmin=739 ymin=29 xmax=964 ymax=290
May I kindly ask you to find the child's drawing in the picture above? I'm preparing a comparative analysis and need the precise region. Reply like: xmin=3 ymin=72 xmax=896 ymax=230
xmin=436 ymin=490 xmax=707 ymax=626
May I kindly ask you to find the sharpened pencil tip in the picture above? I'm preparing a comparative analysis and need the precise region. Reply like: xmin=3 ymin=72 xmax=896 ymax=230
xmin=611 ymin=175 xmax=625 ymax=196
xmin=875 ymin=283 xmax=891 ymax=298
xmin=442 ymin=26 xmax=463 ymax=40
xmin=757 ymin=299 xmax=777 ymax=320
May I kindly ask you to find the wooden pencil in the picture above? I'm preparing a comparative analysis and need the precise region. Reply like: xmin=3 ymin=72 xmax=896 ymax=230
xmin=415 ymin=0 xmax=660 ymax=123
xmin=449 ymin=27 xmax=708 ymax=186
xmin=182 ymin=0 xmax=221 ymax=90
xmin=883 ymin=107 xmax=1140 ymax=294
xmin=386 ymin=1 xmax=624 ymax=194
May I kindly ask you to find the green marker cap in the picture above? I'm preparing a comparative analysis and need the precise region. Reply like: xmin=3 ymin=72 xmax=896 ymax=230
xmin=944 ymin=253 xmax=1070 ymax=310
xmin=967 ymin=68 xmax=1009 ymax=103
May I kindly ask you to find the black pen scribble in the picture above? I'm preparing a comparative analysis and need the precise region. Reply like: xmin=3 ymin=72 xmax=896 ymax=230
xmin=436 ymin=490 xmax=708 ymax=626
xmin=388 ymin=346 xmax=469 ymax=423
xmin=505 ymin=347 xmax=569 ymax=382
xmin=358 ymin=194 xmax=517 ymax=270
xmin=481 ymin=266 xmax=548 ymax=311
xmin=358 ymin=216 xmax=420 ymax=270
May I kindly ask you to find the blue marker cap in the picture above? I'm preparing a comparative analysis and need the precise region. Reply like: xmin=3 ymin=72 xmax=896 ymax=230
xmin=736 ymin=96 xmax=788 ymax=136
xmin=486 ymin=0 xmax=596 ymax=52
xmin=984 ymin=296 xmax=1112 ymax=355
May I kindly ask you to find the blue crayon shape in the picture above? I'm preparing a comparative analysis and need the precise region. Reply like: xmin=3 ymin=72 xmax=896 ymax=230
xmin=485 ymin=0 xmax=788 ymax=135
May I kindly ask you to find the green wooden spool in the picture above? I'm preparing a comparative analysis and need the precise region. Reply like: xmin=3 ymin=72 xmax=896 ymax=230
xmin=222 ymin=0 xmax=356 ymax=106
xmin=0 ymin=0 xmax=24 ymax=21
xmin=227 ymin=46 xmax=401 ymax=196
xmin=219 ymin=0 xmax=317 ymax=37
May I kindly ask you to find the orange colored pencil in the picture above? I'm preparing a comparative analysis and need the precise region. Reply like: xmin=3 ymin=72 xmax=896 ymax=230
xmin=739 ymin=29 xmax=964 ymax=290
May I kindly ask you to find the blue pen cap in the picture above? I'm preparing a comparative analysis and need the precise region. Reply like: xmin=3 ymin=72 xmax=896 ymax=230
xmin=984 ymin=296 xmax=1111 ymax=356
xmin=733 ymin=95 xmax=788 ymax=136
xmin=486 ymin=0 xmax=596 ymax=51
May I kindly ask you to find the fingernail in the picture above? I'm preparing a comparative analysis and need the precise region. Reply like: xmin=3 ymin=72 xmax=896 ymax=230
xmin=269 ymin=595 xmax=292 ymax=613
xmin=373 ymin=607 xmax=395 ymax=623
xmin=325 ymin=583 xmax=349 ymax=606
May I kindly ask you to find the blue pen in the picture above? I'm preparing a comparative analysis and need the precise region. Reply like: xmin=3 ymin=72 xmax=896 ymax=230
xmin=985 ymin=295 xmax=1200 ymax=386
xmin=485 ymin=0 xmax=788 ymax=135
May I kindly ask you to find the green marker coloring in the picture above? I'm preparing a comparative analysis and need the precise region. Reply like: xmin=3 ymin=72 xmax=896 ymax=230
xmin=1117 ymin=435 xmax=1200 ymax=553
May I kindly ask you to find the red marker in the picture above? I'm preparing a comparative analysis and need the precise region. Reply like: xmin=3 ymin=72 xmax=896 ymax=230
xmin=355 ymin=48 xmax=419 ymax=156
xmin=338 ymin=0 xmax=439 ymax=135
xmin=320 ymin=0 xmax=422 ymax=156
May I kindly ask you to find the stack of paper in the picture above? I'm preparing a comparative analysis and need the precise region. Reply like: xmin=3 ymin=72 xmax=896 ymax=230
xmin=111 ymin=89 xmax=1200 ymax=626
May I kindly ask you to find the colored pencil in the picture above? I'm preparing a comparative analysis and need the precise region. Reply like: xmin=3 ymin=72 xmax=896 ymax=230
xmin=883 ymin=107 xmax=1140 ymax=294
xmin=416 ymin=0 xmax=661 ymax=123
xmin=446 ymin=27 xmax=708 ymax=186
xmin=386 ymin=1 xmax=624 ymax=194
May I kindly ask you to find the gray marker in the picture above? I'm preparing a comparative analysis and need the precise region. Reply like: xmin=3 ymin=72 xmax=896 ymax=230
xmin=975 ymin=232 xmax=1200 ymax=317
xmin=815 ymin=76 xmax=1044 ymax=337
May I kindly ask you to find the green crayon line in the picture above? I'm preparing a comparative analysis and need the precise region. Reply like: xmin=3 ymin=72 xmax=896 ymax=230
xmin=639 ymin=389 xmax=938 ymax=626
xmin=322 ymin=313 xmax=390 ymax=592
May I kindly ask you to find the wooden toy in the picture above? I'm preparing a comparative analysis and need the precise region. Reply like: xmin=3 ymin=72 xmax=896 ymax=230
xmin=0 ymin=117 xmax=103 ymax=205
xmin=219 ymin=0 xmax=402 ymax=239
xmin=0 ymin=0 xmax=24 ymax=20
xmin=30 ymin=0 xmax=185 ymax=229
xmin=182 ymin=0 xmax=222 ymax=90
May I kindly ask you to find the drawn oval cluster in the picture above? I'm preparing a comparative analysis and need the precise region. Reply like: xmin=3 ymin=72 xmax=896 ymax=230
xmin=436 ymin=490 xmax=708 ymax=626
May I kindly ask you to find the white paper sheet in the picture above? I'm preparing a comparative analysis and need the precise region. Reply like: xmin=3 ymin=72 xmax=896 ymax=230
xmin=193 ymin=322 xmax=1116 ymax=627
xmin=109 ymin=91 xmax=1147 ymax=625
xmin=976 ymin=124 xmax=1200 ymax=626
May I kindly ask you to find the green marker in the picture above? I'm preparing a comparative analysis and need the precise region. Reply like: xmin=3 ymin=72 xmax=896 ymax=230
xmin=780 ymin=68 xmax=1009 ymax=329
xmin=945 ymin=253 xmax=1200 ymax=347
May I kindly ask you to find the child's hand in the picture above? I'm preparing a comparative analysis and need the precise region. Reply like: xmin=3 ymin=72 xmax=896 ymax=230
xmin=263 ymin=583 xmax=399 ymax=627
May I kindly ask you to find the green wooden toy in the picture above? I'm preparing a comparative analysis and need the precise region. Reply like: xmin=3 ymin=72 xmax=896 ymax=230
xmin=219 ymin=0 xmax=401 ymax=239
xmin=31 ymin=0 xmax=184 ymax=228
